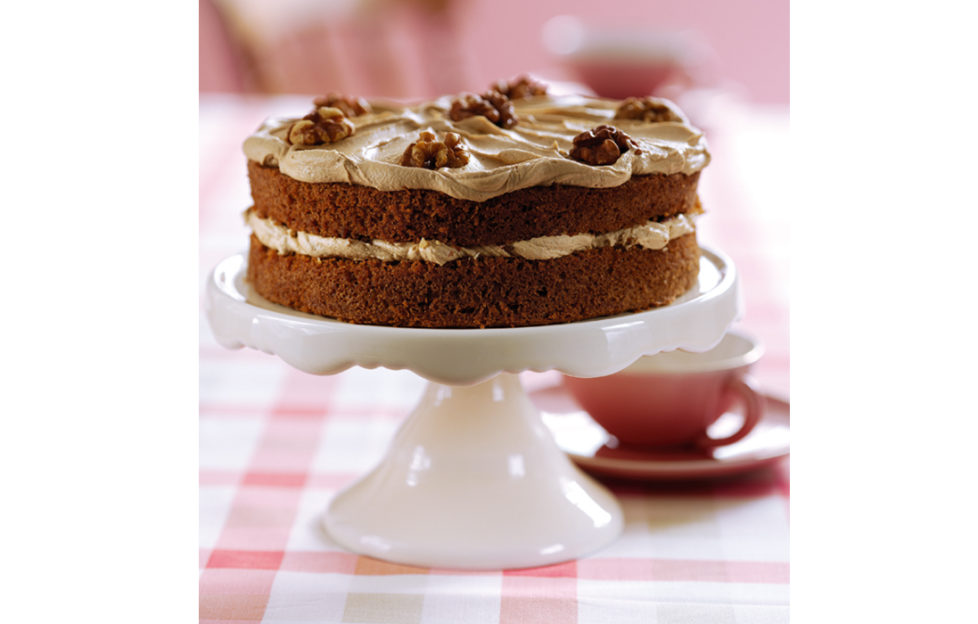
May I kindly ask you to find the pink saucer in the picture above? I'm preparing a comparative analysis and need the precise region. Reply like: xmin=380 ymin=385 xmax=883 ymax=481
xmin=532 ymin=385 xmax=789 ymax=481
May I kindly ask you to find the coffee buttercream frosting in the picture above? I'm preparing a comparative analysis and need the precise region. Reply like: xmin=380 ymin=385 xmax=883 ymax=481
xmin=243 ymin=94 xmax=710 ymax=202
xmin=246 ymin=209 xmax=695 ymax=266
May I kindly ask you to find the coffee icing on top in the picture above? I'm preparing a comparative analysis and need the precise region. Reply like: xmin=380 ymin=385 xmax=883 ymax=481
xmin=243 ymin=94 xmax=709 ymax=202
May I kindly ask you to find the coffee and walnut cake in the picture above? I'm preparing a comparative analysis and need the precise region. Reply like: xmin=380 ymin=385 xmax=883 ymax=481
xmin=242 ymin=78 xmax=710 ymax=328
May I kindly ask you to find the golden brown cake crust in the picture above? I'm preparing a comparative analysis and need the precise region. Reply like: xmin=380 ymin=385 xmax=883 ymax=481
xmin=246 ymin=233 xmax=700 ymax=328
xmin=248 ymin=161 xmax=701 ymax=246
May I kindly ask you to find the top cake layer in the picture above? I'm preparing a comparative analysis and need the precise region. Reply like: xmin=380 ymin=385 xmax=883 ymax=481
xmin=243 ymin=93 xmax=710 ymax=202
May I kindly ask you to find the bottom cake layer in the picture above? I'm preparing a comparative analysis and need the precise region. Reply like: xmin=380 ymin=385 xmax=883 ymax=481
xmin=246 ymin=233 xmax=700 ymax=328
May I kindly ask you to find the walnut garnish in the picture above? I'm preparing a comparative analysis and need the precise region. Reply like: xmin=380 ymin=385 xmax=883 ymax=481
xmin=313 ymin=93 xmax=371 ymax=117
xmin=569 ymin=125 xmax=638 ymax=166
xmin=400 ymin=131 xmax=470 ymax=169
xmin=449 ymin=90 xmax=518 ymax=129
xmin=614 ymin=97 xmax=683 ymax=123
xmin=287 ymin=106 xmax=355 ymax=146
xmin=492 ymin=75 xmax=548 ymax=99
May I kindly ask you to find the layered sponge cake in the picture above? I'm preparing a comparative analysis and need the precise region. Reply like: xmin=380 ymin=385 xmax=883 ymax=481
xmin=242 ymin=78 xmax=710 ymax=328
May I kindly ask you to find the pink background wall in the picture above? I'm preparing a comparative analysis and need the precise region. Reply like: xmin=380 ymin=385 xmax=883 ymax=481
xmin=200 ymin=0 xmax=788 ymax=104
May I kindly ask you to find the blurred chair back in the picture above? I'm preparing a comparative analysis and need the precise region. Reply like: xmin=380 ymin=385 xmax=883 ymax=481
xmin=200 ymin=0 xmax=469 ymax=99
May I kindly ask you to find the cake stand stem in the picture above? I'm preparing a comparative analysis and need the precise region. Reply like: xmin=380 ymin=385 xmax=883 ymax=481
xmin=323 ymin=373 xmax=623 ymax=569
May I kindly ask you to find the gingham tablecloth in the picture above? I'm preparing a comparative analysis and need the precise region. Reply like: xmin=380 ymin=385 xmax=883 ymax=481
xmin=199 ymin=93 xmax=790 ymax=623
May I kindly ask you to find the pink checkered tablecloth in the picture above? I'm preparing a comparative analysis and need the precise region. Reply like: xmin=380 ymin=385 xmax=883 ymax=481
xmin=199 ymin=93 xmax=790 ymax=623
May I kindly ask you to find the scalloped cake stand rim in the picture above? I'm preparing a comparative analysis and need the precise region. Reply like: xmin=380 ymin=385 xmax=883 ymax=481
xmin=205 ymin=246 xmax=740 ymax=385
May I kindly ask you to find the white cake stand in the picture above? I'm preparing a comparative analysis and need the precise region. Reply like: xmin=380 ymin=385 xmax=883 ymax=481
xmin=205 ymin=247 xmax=740 ymax=569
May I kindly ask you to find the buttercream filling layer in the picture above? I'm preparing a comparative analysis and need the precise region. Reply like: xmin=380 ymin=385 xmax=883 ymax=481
xmin=244 ymin=94 xmax=710 ymax=202
xmin=246 ymin=209 xmax=695 ymax=266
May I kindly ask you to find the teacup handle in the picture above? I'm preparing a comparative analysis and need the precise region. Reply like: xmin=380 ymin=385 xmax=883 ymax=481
xmin=695 ymin=376 xmax=763 ymax=449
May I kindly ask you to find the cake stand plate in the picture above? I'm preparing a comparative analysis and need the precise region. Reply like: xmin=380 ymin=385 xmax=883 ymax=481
xmin=205 ymin=247 xmax=739 ymax=569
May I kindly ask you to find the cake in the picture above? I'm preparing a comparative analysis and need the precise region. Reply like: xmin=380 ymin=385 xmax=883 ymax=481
xmin=242 ymin=77 xmax=710 ymax=328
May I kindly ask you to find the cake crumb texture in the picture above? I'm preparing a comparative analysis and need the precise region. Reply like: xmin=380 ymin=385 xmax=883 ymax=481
xmin=248 ymin=161 xmax=701 ymax=246
xmin=246 ymin=233 xmax=700 ymax=328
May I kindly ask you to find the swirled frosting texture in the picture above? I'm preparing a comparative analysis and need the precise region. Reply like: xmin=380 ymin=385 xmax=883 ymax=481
xmin=243 ymin=94 xmax=709 ymax=202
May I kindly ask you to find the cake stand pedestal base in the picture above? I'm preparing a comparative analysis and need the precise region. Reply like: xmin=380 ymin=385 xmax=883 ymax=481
xmin=206 ymin=247 xmax=740 ymax=569
xmin=324 ymin=374 xmax=622 ymax=569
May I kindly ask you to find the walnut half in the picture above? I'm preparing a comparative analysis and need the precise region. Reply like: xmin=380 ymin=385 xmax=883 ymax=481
xmin=491 ymin=75 xmax=548 ymax=99
xmin=614 ymin=97 xmax=683 ymax=123
xmin=287 ymin=106 xmax=355 ymax=146
xmin=400 ymin=131 xmax=470 ymax=169
xmin=313 ymin=93 xmax=371 ymax=117
xmin=449 ymin=90 xmax=518 ymax=129
xmin=568 ymin=125 xmax=638 ymax=166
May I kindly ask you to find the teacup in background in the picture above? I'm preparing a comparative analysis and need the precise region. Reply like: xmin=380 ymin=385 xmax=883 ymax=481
xmin=562 ymin=331 xmax=764 ymax=449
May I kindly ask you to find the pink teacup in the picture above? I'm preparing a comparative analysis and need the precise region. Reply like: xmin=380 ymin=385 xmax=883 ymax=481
xmin=542 ymin=17 xmax=701 ymax=99
xmin=562 ymin=331 xmax=764 ymax=449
